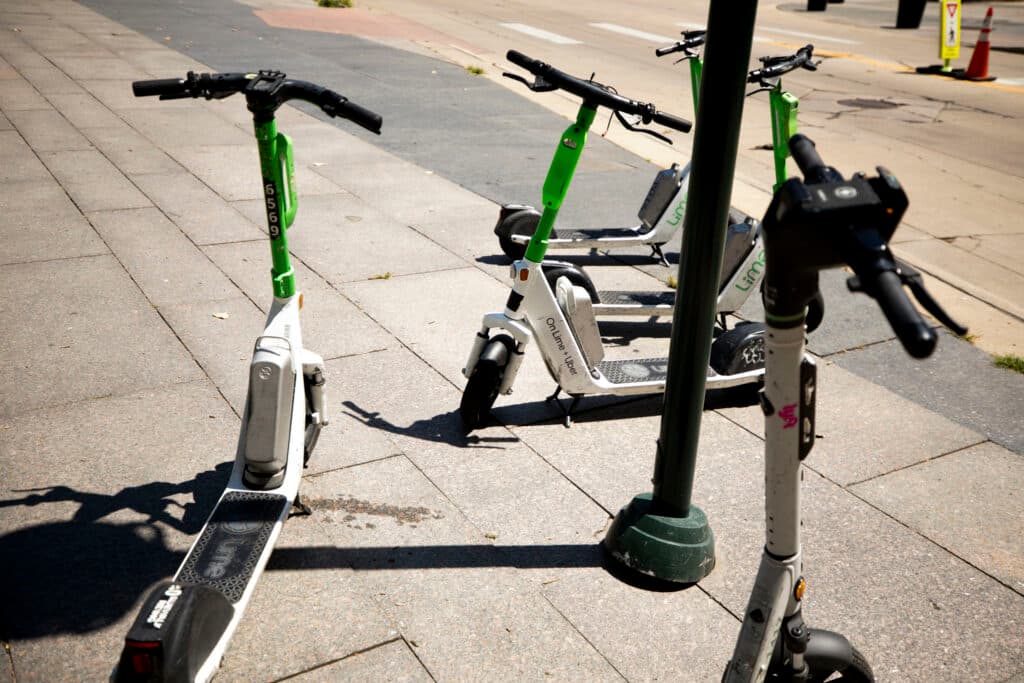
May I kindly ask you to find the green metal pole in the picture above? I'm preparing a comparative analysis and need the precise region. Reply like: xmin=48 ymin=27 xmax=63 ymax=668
xmin=604 ymin=0 xmax=760 ymax=583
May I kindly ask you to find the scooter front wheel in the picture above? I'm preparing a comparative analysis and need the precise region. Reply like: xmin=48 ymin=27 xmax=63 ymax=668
xmin=806 ymin=645 xmax=873 ymax=682
xmin=497 ymin=210 xmax=545 ymax=261
xmin=764 ymin=629 xmax=875 ymax=682
xmin=460 ymin=334 xmax=514 ymax=431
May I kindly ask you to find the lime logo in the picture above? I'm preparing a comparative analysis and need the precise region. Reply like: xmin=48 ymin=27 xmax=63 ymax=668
xmin=561 ymin=137 xmax=578 ymax=149
xmin=258 ymin=366 xmax=272 ymax=380
xmin=734 ymin=250 xmax=766 ymax=292
xmin=834 ymin=186 xmax=858 ymax=199
xmin=665 ymin=198 xmax=687 ymax=227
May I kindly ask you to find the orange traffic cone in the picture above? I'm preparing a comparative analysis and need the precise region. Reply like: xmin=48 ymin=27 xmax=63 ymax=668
xmin=958 ymin=7 xmax=997 ymax=81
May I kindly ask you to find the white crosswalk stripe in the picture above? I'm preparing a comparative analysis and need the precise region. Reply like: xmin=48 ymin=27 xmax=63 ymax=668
xmin=588 ymin=23 xmax=678 ymax=43
xmin=499 ymin=23 xmax=581 ymax=45
xmin=755 ymin=26 xmax=860 ymax=45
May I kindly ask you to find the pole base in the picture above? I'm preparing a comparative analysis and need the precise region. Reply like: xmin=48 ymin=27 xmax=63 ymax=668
xmin=915 ymin=64 xmax=966 ymax=78
xmin=603 ymin=493 xmax=715 ymax=584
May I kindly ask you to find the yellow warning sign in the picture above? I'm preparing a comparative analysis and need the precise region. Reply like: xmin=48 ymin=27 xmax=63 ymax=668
xmin=940 ymin=0 xmax=961 ymax=61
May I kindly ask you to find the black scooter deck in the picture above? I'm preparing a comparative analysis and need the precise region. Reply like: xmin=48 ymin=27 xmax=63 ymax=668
xmin=558 ymin=227 xmax=650 ymax=241
xmin=178 ymin=490 xmax=287 ymax=602
xmin=115 ymin=491 xmax=289 ymax=683
xmin=597 ymin=358 xmax=669 ymax=384
xmin=597 ymin=290 xmax=675 ymax=308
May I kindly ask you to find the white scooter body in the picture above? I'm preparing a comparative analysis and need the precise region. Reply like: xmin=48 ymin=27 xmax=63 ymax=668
xmin=463 ymin=257 xmax=764 ymax=400
xmin=116 ymin=295 xmax=326 ymax=683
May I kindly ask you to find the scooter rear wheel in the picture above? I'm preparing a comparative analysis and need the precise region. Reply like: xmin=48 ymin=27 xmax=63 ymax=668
xmin=460 ymin=335 xmax=514 ymax=431
xmin=710 ymin=322 xmax=765 ymax=376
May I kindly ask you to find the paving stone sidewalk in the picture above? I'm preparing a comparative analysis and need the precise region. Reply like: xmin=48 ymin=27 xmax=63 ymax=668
xmin=0 ymin=2 xmax=1021 ymax=682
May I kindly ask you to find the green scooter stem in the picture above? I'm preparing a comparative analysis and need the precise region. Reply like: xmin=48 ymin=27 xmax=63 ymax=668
xmin=523 ymin=105 xmax=598 ymax=263
xmin=255 ymin=118 xmax=299 ymax=298
xmin=605 ymin=0 xmax=760 ymax=583
xmin=690 ymin=58 xmax=703 ymax=115
xmin=769 ymin=88 xmax=799 ymax=191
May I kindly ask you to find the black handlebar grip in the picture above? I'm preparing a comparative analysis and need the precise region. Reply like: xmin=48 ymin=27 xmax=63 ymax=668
xmin=132 ymin=78 xmax=187 ymax=98
xmin=788 ymin=134 xmax=825 ymax=177
xmin=874 ymin=270 xmax=937 ymax=358
xmin=655 ymin=43 xmax=685 ymax=57
xmin=339 ymin=99 xmax=382 ymax=135
xmin=652 ymin=110 xmax=692 ymax=133
xmin=507 ymin=50 xmax=541 ymax=73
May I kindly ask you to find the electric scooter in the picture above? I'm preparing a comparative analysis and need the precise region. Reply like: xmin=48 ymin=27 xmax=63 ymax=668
xmin=493 ymin=30 xmax=708 ymax=266
xmin=540 ymin=45 xmax=821 ymax=323
xmin=113 ymin=70 xmax=382 ymax=683
xmin=723 ymin=134 xmax=966 ymax=681
xmin=460 ymin=51 xmax=765 ymax=431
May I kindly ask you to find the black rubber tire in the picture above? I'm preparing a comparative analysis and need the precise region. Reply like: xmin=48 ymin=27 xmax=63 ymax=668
xmin=303 ymin=375 xmax=315 ymax=465
xmin=807 ymin=645 xmax=874 ymax=682
xmin=459 ymin=335 xmax=514 ymax=431
xmin=709 ymin=322 xmax=766 ymax=376
xmin=806 ymin=289 xmax=825 ymax=334
xmin=542 ymin=266 xmax=600 ymax=303
xmin=497 ymin=210 xmax=544 ymax=261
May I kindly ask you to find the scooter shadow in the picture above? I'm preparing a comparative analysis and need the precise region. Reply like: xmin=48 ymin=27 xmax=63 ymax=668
xmin=342 ymin=400 xmax=519 ymax=449
xmin=598 ymin=319 xmax=673 ymax=345
xmin=0 ymin=462 xmax=231 ymax=639
xmin=493 ymin=386 xmax=758 ymax=430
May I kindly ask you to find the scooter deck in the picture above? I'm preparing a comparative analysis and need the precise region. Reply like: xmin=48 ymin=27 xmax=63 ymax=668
xmin=177 ymin=490 xmax=287 ymax=600
xmin=595 ymin=290 xmax=674 ymax=315
xmin=597 ymin=357 xmax=669 ymax=384
xmin=556 ymin=226 xmax=649 ymax=242
xmin=115 ymin=488 xmax=291 ymax=682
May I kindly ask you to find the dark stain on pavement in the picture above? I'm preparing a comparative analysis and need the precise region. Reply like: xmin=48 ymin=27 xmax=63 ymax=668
xmin=305 ymin=495 xmax=444 ymax=527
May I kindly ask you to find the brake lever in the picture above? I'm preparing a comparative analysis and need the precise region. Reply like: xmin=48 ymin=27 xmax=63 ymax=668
xmin=848 ymin=262 xmax=968 ymax=337
xmin=745 ymin=80 xmax=777 ymax=97
xmin=897 ymin=261 xmax=969 ymax=336
xmin=502 ymin=71 xmax=557 ymax=92
xmin=613 ymin=110 xmax=672 ymax=144
xmin=802 ymin=59 xmax=822 ymax=72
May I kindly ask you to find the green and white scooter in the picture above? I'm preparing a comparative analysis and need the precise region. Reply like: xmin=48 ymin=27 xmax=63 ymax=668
xmin=724 ymin=134 xmax=966 ymax=682
xmin=539 ymin=43 xmax=822 ymax=323
xmin=460 ymin=51 xmax=765 ymax=430
xmin=493 ymin=30 xmax=707 ymax=267
xmin=113 ymin=70 xmax=381 ymax=683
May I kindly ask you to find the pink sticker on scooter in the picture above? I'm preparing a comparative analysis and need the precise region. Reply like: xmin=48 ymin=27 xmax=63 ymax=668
xmin=779 ymin=404 xmax=798 ymax=429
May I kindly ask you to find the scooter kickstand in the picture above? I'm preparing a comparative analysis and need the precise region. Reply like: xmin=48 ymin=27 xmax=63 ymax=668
xmin=290 ymin=494 xmax=312 ymax=518
xmin=651 ymin=244 xmax=670 ymax=267
xmin=545 ymin=388 xmax=581 ymax=428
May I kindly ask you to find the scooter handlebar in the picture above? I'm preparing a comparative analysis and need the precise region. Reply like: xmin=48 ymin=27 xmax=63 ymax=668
xmin=132 ymin=77 xmax=190 ymax=98
xmin=747 ymin=44 xmax=817 ymax=84
xmin=653 ymin=110 xmax=692 ymax=133
xmin=132 ymin=71 xmax=382 ymax=134
xmin=506 ymin=50 xmax=691 ymax=131
xmin=283 ymin=80 xmax=382 ymax=134
xmin=789 ymin=134 xmax=842 ymax=184
xmin=655 ymin=29 xmax=706 ymax=57
xmin=132 ymin=72 xmax=254 ymax=100
xmin=872 ymin=270 xmax=937 ymax=358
